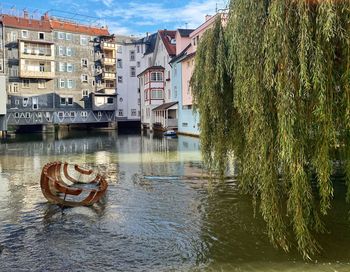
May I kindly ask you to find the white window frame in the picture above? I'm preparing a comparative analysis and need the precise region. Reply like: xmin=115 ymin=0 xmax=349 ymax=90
xmin=67 ymin=63 xmax=73 ymax=73
xmin=81 ymin=74 xmax=88 ymax=83
xmin=58 ymin=32 xmax=65 ymax=40
xmin=21 ymin=30 xmax=29 ymax=39
xmin=59 ymin=79 xmax=65 ymax=88
xmin=82 ymin=90 xmax=89 ymax=98
xmin=81 ymin=58 xmax=88 ymax=68
xmin=66 ymin=33 xmax=72 ymax=41
xmin=80 ymin=35 xmax=88 ymax=46
xmin=150 ymin=72 xmax=163 ymax=82
xmin=66 ymin=47 xmax=72 ymax=56
xmin=23 ymin=97 xmax=29 ymax=107
xmin=38 ymin=80 xmax=46 ymax=89
xmin=38 ymin=32 xmax=45 ymax=40
xmin=130 ymin=50 xmax=135 ymax=61
xmin=67 ymin=79 xmax=73 ymax=89
xmin=59 ymin=46 xmax=65 ymax=56
xmin=59 ymin=62 xmax=66 ymax=72
xmin=131 ymin=109 xmax=137 ymax=116
xmin=117 ymin=59 xmax=122 ymax=68
xmin=130 ymin=66 xmax=136 ymax=77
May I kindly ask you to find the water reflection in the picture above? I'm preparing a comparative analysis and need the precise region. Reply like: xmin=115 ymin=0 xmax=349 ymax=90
xmin=0 ymin=131 xmax=350 ymax=271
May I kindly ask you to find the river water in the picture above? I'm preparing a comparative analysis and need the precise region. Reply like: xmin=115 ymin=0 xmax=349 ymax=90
xmin=0 ymin=131 xmax=350 ymax=271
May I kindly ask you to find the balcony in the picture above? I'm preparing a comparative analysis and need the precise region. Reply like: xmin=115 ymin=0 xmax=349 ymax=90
xmin=20 ymin=59 xmax=55 ymax=79
xmin=102 ymin=72 xmax=116 ymax=80
xmin=101 ymin=57 xmax=116 ymax=66
xmin=19 ymin=41 xmax=55 ymax=61
xmin=101 ymin=42 xmax=116 ymax=51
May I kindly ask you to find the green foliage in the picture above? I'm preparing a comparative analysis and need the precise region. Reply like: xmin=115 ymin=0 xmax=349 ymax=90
xmin=191 ymin=0 xmax=350 ymax=259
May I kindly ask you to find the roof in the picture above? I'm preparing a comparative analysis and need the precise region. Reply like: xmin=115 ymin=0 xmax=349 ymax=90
xmin=137 ymin=65 xmax=164 ymax=77
xmin=138 ymin=32 xmax=158 ymax=55
xmin=177 ymin=29 xmax=194 ymax=37
xmin=50 ymin=19 xmax=109 ymax=36
xmin=169 ymin=44 xmax=192 ymax=64
xmin=181 ymin=52 xmax=196 ymax=62
xmin=0 ymin=14 xmax=51 ymax=32
xmin=152 ymin=102 xmax=178 ymax=111
xmin=159 ymin=30 xmax=177 ymax=56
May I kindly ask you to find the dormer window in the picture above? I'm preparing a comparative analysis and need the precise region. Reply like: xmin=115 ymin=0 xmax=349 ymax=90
xmin=170 ymin=38 xmax=176 ymax=45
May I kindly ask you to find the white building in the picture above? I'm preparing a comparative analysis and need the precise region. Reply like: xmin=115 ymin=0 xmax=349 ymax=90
xmin=115 ymin=34 xmax=158 ymax=125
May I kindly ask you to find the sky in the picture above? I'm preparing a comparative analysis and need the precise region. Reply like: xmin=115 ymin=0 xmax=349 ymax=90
xmin=1 ymin=0 xmax=229 ymax=36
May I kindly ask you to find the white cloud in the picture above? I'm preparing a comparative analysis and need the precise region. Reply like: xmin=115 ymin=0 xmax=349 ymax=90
xmin=95 ymin=0 xmax=228 ymax=34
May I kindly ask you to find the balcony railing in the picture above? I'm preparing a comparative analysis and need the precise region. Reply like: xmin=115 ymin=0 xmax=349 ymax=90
xmin=101 ymin=42 xmax=116 ymax=51
xmin=102 ymin=72 xmax=116 ymax=80
xmin=19 ymin=42 xmax=55 ymax=61
xmin=20 ymin=66 xmax=55 ymax=79
xmin=101 ymin=57 xmax=116 ymax=66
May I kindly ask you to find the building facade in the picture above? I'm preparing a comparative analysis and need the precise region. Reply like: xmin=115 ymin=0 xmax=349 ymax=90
xmin=115 ymin=35 xmax=143 ymax=123
xmin=0 ymin=12 xmax=117 ymax=131
xmin=175 ymin=13 xmax=227 ymax=136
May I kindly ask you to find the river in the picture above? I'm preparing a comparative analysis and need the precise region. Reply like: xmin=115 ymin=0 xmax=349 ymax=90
xmin=0 ymin=131 xmax=349 ymax=271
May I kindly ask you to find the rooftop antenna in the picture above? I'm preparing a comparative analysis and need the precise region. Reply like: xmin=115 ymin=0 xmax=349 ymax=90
xmin=185 ymin=22 xmax=188 ymax=29
xmin=216 ymin=3 xmax=218 ymax=13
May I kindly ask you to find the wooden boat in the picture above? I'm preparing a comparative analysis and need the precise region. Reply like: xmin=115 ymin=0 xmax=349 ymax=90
xmin=40 ymin=161 xmax=108 ymax=207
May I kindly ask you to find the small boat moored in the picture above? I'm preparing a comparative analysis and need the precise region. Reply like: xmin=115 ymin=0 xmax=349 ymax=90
xmin=163 ymin=130 xmax=177 ymax=137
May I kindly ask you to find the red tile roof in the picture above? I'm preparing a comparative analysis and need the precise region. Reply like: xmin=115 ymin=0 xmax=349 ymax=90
xmin=50 ymin=19 xmax=110 ymax=36
xmin=0 ymin=14 xmax=51 ymax=32
xmin=159 ymin=30 xmax=177 ymax=57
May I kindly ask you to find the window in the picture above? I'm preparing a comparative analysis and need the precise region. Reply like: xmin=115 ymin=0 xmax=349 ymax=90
xmin=130 ymin=66 xmax=136 ymax=77
xmin=10 ymin=67 xmax=18 ymax=77
xmin=117 ymin=59 xmax=122 ymax=68
xmin=67 ymin=79 xmax=73 ymax=89
xmin=38 ymin=80 xmax=46 ymax=89
xmin=67 ymin=97 xmax=73 ymax=105
xmin=81 ymin=111 xmax=88 ymax=118
xmin=118 ymin=109 xmax=123 ymax=116
xmin=81 ymin=58 xmax=88 ymax=67
xmin=66 ymin=33 xmax=72 ymax=40
xmin=182 ymin=122 xmax=188 ymax=127
xmin=59 ymin=79 xmax=65 ymax=88
xmin=98 ymin=112 xmax=102 ymax=117
xmin=15 ymin=100 xmax=20 ymax=105
xmin=23 ymin=97 xmax=29 ymax=107
xmin=138 ymin=98 xmax=140 ymax=105
xmin=136 ymin=46 xmax=140 ymax=53
xmin=58 ymin=111 xmax=64 ymax=117
xmin=174 ymin=86 xmax=177 ymax=98
xmin=130 ymin=50 xmax=135 ymax=61
xmin=131 ymin=109 xmax=136 ymax=116
xmin=39 ymin=63 xmax=45 ymax=72
xmin=118 ymin=76 xmax=123 ymax=83
xmin=82 ymin=90 xmax=89 ymax=97
xmin=58 ymin=32 xmax=65 ymax=39
xmin=22 ymin=79 xmax=30 ymax=88
xmin=150 ymin=72 xmax=163 ymax=81
xmin=67 ymin=63 xmax=73 ymax=72
xmin=107 ymin=97 xmax=114 ymax=104
xmin=38 ymin=32 xmax=45 ymax=40
xmin=9 ymin=83 xmax=19 ymax=93
xmin=10 ymin=31 xmax=17 ymax=42
xmin=81 ymin=74 xmax=88 ymax=83
xmin=70 ymin=111 xmax=76 ymax=118
xmin=21 ymin=30 xmax=29 ymax=38
xmin=151 ymin=89 xmax=163 ymax=99
xmin=137 ymin=61 xmax=140 ymax=68
xmin=59 ymin=62 xmax=66 ymax=72
xmin=66 ymin=47 xmax=72 ymax=56
xmin=59 ymin=46 xmax=65 ymax=56
xmin=117 ymin=46 xmax=122 ymax=53
xmin=80 ymin=35 xmax=88 ymax=45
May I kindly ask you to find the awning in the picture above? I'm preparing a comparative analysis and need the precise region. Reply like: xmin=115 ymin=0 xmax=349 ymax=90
xmin=152 ymin=102 xmax=178 ymax=111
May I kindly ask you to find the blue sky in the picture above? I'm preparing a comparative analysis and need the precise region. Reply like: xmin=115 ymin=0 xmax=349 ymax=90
xmin=1 ymin=0 xmax=229 ymax=36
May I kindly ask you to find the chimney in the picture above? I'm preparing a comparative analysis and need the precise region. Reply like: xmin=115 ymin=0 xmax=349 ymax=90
xmin=41 ymin=12 xmax=49 ymax=21
xmin=23 ymin=10 xmax=29 ymax=19
xmin=205 ymin=14 xmax=212 ymax=21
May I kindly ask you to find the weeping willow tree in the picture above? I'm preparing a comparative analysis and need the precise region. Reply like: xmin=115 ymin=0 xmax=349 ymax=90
xmin=191 ymin=0 xmax=350 ymax=259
